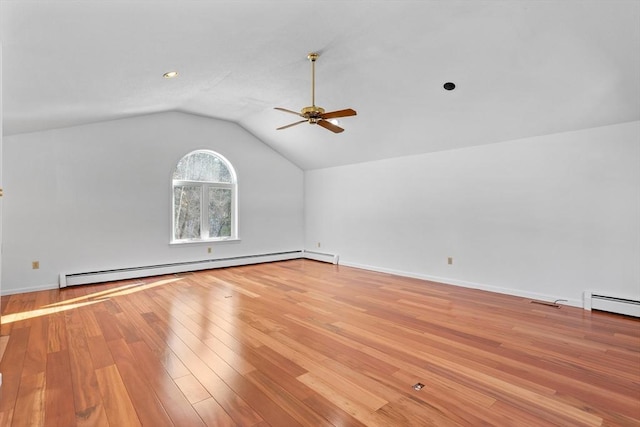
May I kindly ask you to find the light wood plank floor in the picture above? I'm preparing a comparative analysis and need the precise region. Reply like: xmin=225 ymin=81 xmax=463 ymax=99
xmin=0 ymin=259 xmax=638 ymax=426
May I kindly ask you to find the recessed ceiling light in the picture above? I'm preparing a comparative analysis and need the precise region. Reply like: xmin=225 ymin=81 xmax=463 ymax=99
xmin=163 ymin=71 xmax=179 ymax=79
xmin=443 ymin=82 xmax=456 ymax=91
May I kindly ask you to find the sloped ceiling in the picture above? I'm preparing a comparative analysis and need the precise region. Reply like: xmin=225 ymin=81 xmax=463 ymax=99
xmin=2 ymin=0 xmax=639 ymax=170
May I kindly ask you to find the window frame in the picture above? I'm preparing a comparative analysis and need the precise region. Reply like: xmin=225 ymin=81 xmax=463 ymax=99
xmin=170 ymin=150 xmax=238 ymax=244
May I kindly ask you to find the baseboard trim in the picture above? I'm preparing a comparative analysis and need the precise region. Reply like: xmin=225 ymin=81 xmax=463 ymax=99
xmin=1 ymin=283 xmax=60 ymax=297
xmin=339 ymin=260 xmax=582 ymax=308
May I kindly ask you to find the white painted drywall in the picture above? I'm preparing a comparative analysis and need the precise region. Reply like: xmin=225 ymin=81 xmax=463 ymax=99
xmin=305 ymin=121 xmax=640 ymax=306
xmin=1 ymin=112 xmax=304 ymax=294
xmin=0 ymin=44 xmax=3 ymax=281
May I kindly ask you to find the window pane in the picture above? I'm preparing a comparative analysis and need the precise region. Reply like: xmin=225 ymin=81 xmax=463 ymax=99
xmin=208 ymin=188 xmax=231 ymax=238
xmin=174 ymin=186 xmax=201 ymax=240
xmin=173 ymin=151 xmax=232 ymax=183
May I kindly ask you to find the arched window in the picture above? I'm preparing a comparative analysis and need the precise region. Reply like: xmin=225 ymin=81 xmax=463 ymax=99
xmin=172 ymin=150 xmax=237 ymax=242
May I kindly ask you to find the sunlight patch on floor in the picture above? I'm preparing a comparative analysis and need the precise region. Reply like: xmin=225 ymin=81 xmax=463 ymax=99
xmin=1 ymin=277 xmax=184 ymax=325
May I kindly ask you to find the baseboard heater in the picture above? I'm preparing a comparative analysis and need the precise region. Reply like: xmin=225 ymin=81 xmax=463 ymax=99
xmin=301 ymin=249 xmax=339 ymax=265
xmin=583 ymin=291 xmax=640 ymax=317
xmin=59 ymin=249 xmax=340 ymax=288
xmin=60 ymin=251 xmax=309 ymax=288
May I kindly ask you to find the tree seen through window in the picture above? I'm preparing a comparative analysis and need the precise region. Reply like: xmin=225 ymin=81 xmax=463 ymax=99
xmin=172 ymin=150 xmax=236 ymax=242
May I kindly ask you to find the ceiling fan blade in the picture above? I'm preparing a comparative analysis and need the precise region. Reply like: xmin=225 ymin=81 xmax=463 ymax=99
xmin=274 ymin=107 xmax=304 ymax=117
xmin=320 ymin=108 xmax=357 ymax=119
xmin=277 ymin=120 xmax=307 ymax=130
xmin=318 ymin=119 xmax=345 ymax=133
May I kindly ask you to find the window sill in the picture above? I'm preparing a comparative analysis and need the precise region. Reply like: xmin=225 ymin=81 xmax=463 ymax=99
xmin=170 ymin=238 xmax=241 ymax=246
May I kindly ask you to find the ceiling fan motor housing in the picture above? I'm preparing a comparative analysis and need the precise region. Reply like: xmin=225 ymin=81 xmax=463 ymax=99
xmin=301 ymin=106 xmax=325 ymax=118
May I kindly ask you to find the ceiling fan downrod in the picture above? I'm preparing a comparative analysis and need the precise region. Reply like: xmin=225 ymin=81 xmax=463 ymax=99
xmin=308 ymin=52 xmax=319 ymax=107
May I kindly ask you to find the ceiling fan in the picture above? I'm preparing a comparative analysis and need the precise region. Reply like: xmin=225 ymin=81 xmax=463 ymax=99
xmin=275 ymin=52 xmax=356 ymax=133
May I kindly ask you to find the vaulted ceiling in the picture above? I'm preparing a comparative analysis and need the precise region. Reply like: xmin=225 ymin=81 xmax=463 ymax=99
xmin=2 ymin=0 xmax=639 ymax=170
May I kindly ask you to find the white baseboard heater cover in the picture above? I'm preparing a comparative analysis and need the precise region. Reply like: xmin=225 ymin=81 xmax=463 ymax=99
xmin=59 ymin=250 xmax=340 ymax=288
xmin=301 ymin=250 xmax=339 ymax=265
xmin=583 ymin=291 xmax=640 ymax=317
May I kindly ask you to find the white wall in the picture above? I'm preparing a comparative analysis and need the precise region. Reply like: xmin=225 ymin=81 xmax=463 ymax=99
xmin=305 ymin=121 xmax=640 ymax=306
xmin=0 ymin=42 xmax=4 ymax=386
xmin=2 ymin=112 xmax=304 ymax=294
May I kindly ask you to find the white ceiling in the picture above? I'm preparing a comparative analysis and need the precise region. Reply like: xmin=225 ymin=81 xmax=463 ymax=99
xmin=2 ymin=0 xmax=639 ymax=170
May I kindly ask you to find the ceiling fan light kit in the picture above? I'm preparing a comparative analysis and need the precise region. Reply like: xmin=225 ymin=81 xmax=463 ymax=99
xmin=275 ymin=52 xmax=356 ymax=133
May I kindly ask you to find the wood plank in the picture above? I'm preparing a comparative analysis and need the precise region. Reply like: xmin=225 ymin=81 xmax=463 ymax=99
xmin=0 ymin=326 xmax=31 ymax=421
xmin=46 ymin=313 xmax=67 ymax=353
xmin=94 ymin=364 xmax=141 ymax=427
xmin=44 ymin=350 xmax=77 ymax=427
xmin=297 ymin=372 xmax=378 ymax=424
xmin=92 ymin=310 xmax=123 ymax=342
xmin=105 ymin=338 xmax=173 ymax=426
xmin=22 ymin=316 xmax=48 ymax=377
xmin=246 ymin=369 xmax=334 ymax=427
xmin=301 ymin=394 xmax=369 ymax=427
xmin=86 ymin=334 xmax=114 ymax=370
xmin=224 ymin=372 xmax=303 ymax=427
xmin=175 ymin=374 xmax=211 ymax=405
xmin=127 ymin=340 xmax=206 ymax=427
xmin=193 ymin=398 xmax=236 ymax=427
xmin=64 ymin=309 xmax=110 ymax=427
xmin=120 ymin=294 xmax=192 ymax=379
xmin=12 ymin=372 xmax=46 ymax=427
xmin=151 ymin=324 xmax=264 ymax=426
xmin=0 ymin=334 xmax=11 ymax=360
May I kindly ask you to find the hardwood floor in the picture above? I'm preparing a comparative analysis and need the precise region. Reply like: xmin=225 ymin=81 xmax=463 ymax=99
xmin=0 ymin=259 xmax=638 ymax=426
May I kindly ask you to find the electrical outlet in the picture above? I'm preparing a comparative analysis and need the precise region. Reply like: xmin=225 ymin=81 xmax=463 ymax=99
xmin=32 ymin=261 xmax=40 ymax=269
xmin=447 ymin=257 xmax=453 ymax=265
xmin=207 ymin=247 xmax=212 ymax=254
xmin=317 ymin=242 xmax=321 ymax=248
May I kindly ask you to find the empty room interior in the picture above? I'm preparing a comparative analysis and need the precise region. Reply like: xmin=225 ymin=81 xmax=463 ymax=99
xmin=0 ymin=1 xmax=639 ymax=426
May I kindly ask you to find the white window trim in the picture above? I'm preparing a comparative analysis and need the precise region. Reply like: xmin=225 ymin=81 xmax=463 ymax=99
xmin=170 ymin=151 xmax=238 ymax=244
